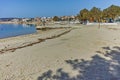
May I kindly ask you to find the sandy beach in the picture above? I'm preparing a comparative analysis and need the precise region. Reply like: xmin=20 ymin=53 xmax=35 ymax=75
xmin=0 ymin=24 xmax=120 ymax=80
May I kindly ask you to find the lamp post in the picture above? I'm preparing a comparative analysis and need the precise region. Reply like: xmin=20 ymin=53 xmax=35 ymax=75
xmin=68 ymin=17 xmax=70 ymax=27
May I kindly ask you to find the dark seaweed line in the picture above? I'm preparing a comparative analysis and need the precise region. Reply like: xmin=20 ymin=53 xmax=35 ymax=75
xmin=36 ymin=27 xmax=71 ymax=30
xmin=0 ymin=29 xmax=72 ymax=54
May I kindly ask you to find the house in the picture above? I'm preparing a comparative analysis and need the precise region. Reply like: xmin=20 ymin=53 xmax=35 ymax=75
xmin=11 ymin=19 xmax=20 ymax=22
xmin=115 ymin=16 xmax=120 ymax=23
xmin=22 ymin=18 xmax=32 ymax=22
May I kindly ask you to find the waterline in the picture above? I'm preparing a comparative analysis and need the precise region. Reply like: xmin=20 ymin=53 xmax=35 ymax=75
xmin=0 ymin=24 xmax=36 ymax=39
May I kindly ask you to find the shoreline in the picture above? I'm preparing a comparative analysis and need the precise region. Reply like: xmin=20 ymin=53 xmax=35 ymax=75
xmin=0 ymin=24 xmax=120 ymax=54
xmin=0 ymin=21 xmax=19 ymax=24
xmin=0 ymin=28 xmax=72 ymax=54
xmin=1 ymin=25 xmax=120 ymax=79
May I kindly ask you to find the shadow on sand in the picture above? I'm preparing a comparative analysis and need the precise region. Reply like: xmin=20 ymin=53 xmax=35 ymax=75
xmin=37 ymin=46 xmax=120 ymax=80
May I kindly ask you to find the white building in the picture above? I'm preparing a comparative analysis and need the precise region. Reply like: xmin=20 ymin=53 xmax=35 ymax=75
xmin=11 ymin=19 xmax=19 ymax=22
xmin=115 ymin=16 xmax=120 ymax=23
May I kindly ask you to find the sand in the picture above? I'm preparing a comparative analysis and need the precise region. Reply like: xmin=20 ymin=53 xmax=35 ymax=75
xmin=0 ymin=25 xmax=120 ymax=80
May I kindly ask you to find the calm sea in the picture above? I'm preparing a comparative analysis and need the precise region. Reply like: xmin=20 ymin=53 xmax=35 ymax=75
xmin=0 ymin=24 xmax=36 ymax=39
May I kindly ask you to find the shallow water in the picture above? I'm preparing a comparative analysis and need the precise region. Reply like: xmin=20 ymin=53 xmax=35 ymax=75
xmin=0 ymin=24 xmax=36 ymax=38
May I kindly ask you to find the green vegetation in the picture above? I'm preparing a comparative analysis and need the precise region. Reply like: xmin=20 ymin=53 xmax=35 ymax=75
xmin=77 ymin=8 xmax=89 ymax=21
xmin=77 ymin=5 xmax=120 ymax=22
xmin=103 ymin=5 xmax=120 ymax=19
xmin=53 ymin=16 xmax=60 ymax=21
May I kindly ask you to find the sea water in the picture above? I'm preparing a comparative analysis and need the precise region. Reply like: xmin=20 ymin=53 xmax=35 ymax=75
xmin=0 ymin=24 xmax=36 ymax=38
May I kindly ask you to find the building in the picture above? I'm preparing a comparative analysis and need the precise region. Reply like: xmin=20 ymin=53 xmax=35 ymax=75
xmin=115 ymin=16 xmax=120 ymax=23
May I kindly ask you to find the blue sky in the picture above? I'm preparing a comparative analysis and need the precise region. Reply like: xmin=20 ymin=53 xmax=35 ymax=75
xmin=0 ymin=0 xmax=120 ymax=18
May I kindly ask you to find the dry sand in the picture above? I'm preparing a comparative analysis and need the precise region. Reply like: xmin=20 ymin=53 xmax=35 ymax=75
xmin=0 ymin=25 xmax=120 ymax=80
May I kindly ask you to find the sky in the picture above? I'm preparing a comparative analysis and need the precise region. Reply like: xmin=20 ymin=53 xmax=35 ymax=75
xmin=0 ymin=0 xmax=120 ymax=18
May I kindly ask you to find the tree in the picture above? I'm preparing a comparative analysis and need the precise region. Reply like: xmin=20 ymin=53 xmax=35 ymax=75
xmin=53 ymin=16 xmax=60 ymax=21
xmin=103 ymin=5 xmax=120 ymax=20
xmin=77 ymin=4 xmax=120 ymax=23
xmin=77 ymin=8 xmax=90 ymax=21
xmin=90 ymin=7 xmax=102 ymax=22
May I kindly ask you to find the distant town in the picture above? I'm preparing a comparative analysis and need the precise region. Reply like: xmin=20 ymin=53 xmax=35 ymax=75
xmin=0 ymin=16 xmax=79 ymax=25
xmin=0 ymin=5 xmax=120 ymax=26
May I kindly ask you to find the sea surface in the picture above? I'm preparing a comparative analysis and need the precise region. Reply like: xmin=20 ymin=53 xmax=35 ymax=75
xmin=0 ymin=24 xmax=36 ymax=38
